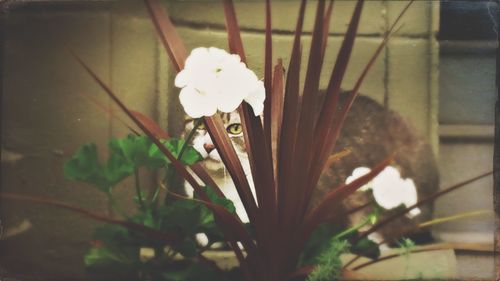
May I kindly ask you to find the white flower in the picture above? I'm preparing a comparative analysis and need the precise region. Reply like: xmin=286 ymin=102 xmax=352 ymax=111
xmin=346 ymin=167 xmax=373 ymax=191
xmin=175 ymin=47 xmax=265 ymax=118
xmin=345 ymin=166 xmax=421 ymax=218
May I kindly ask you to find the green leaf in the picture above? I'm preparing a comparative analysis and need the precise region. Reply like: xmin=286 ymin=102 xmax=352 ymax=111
xmin=158 ymin=200 xmax=204 ymax=235
xmin=351 ymin=237 xmax=380 ymax=260
xmin=109 ymin=135 xmax=165 ymax=170
xmin=397 ymin=237 xmax=415 ymax=258
xmin=307 ymin=238 xmax=350 ymax=281
xmin=106 ymin=141 xmax=135 ymax=185
xmin=64 ymin=143 xmax=133 ymax=191
xmin=149 ymin=138 xmax=203 ymax=166
xmin=93 ymin=224 xmax=134 ymax=248
xmin=64 ymin=136 xmax=203 ymax=192
xmin=175 ymin=238 xmax=198 ymax=258
xmin=84 ymin=225 xmax=139 ymax=274
xmin=300 ymin=223 xmax=344 ymax=266
xmin=130 ymin=209 xmax=157 ymax=229
xmin=204 ymin=186 xmax=236 ymax=214
xmin=84 ymin=246 xmax=135 ymax=266
xmin=84 ymin=245 xmax=141 ymax=281
xmin=64 ymin=144 xmax=105 ymax=188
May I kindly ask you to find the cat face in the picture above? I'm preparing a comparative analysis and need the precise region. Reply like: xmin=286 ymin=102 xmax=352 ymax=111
xmin=184 ymin=112 xmax=248 ymax=172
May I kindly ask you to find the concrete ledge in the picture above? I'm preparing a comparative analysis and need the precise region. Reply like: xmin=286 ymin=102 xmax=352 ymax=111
xmin=439 ymin=125 xmax=495 ymax=141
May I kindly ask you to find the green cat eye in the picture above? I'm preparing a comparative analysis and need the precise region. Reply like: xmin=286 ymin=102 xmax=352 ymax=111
xmin=226 ymin=123 xmax=243 ymax=135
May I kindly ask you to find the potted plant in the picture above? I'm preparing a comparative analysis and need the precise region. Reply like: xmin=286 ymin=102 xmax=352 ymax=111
xmin=1 ymin=0 xmax=493 ymax=280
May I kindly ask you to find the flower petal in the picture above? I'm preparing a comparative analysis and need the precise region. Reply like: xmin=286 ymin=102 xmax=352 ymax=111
xmin=244 ymin=81 xmax=266 ymax=116
xmin=346 ymin=167 xmax=372 ymax=191
xmin=174 ymin=70 xmax=189 ymax=87
xmin=179 ymin=87 xmax=218 ymax=118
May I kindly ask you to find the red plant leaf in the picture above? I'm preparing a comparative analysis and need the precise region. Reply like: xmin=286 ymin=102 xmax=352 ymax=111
xmin=203 ymin=116 xmax=258 ymax=223
xmin=1 ymin=193 xmax=181 ymax=245
xmin=222 ymin=0 xmax=247 ymax=62
xmin=270 ymin=59 xmax=285 ymax=178
xmin=277 ymin=0 xmax=306 ymax=225
xmin=321 ymin=0 xmax=335 ymax=58
xmin=263 ymin=0 xmax=273 ymax=143
xmin=291 ymin=0 xmax=326 ymax=229
xmin=189 ymin=164 xmax=224 ymax=197
xmin=299 ymin=154 xmax=394 ymax=248
xmin=78 ymin=92 xmax=140 ymax=135
xmin=309 ymin=0 xmax=413 ymax=192
xmin=130 ymin=110 xmax=170 ymax=139
xmin=309 ymin=0 xmax=364 ymax=185
xmin=143 ymin=0 xmax=187 ymax=72
xmin=221 ymin=1 xmax=278 ymax=263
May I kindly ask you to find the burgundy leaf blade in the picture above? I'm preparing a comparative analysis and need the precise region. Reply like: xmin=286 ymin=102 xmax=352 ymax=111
xmin=270 ymin=59 xmax=285 ymax=178
xmin=203 ymin=116 xmax=258 ymax=223
xmin=143 ymin=0 xmax=187 ymax=72
xmin=78 ymin=92 xmax=140 ymax=135
xmin=222 ymin=0 xmax=246 ymax=62
xmin=299 ymin=154 xmax=394 ymax=248
xmin=277 ymin=0 xmax=306 ymax=224
xmin=1 ymin=193 xmax=181 ymax=245
xmin=321 ymin=0 xmax=335 ymax=58
xmin=310 ymin=0 xmax=365 ymax=185
xmin=130 ymin=110 xmax=170 ymax=140
xmin=290 ymin=0 xmax=326 ymax=229
xmin=264 ymin=0 xmax=273 ymax=143
xmin=221 ymin=0 xmax=277 ymax=233
xmin=309 ymin=0 xmax=413 ymax=191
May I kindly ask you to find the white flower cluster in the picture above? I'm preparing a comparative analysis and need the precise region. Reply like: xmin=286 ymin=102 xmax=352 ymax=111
xmin=175 ymin=47 xmax=265 ymax=118
xmin=346 ymin=166 xmax=421 ymax=218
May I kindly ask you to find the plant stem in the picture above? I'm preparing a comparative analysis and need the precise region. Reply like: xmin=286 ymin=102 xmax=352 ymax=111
xmin=178 ymin=118 xmax=203 ymax=161
xmin=334 ymin=217 xmax=371 ymax=241
xmin=134 ymin=169 xmax=146 ymax=210
xmin=351 ymin=246 xmax=448 ymax=271
xmin=151 ymin=185 xmax=161 ymax=205
xmin=158 ymin=118 xmax=202 ymax=207
xmin=418 ymin=210 xmax=489 ymax=228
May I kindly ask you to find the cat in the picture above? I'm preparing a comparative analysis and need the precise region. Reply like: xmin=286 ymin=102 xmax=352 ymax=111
xmin=183 ymin=91 xmax=439 ymax=246
xmin=183 ymin=112 xmax=256 ymax=224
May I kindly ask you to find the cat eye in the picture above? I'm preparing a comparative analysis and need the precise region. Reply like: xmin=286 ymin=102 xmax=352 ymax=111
xmin=226 ymin=123 xmax=243 ymax=135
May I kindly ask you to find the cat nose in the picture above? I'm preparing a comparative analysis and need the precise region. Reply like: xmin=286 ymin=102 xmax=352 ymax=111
xmin=203 ymin=143 xmax=215 ymax=153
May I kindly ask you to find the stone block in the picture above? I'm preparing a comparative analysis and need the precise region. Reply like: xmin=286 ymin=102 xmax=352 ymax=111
xmin=387 ymin=0 xmax=433 ymax=37
xmin=387 ymin=37 xmax=434 ymax=140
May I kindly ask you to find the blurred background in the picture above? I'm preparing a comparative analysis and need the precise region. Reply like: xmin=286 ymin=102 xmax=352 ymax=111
xmin=0 ymin=0 xmax=497 ymax=279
